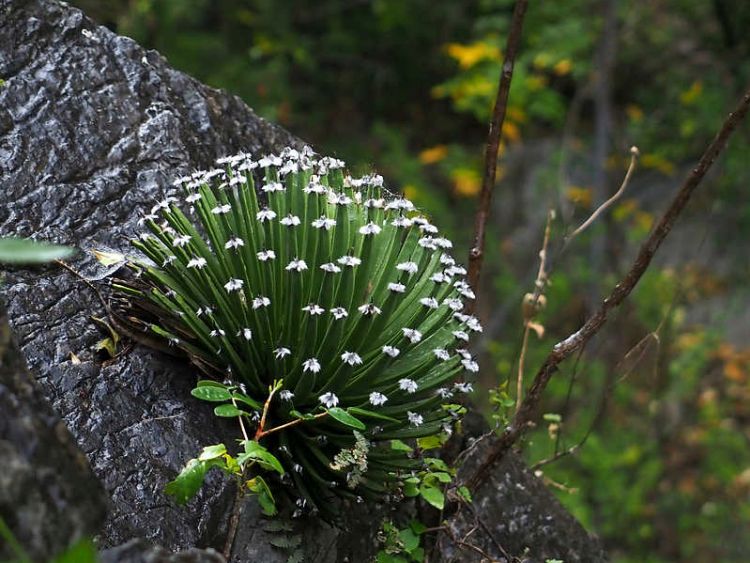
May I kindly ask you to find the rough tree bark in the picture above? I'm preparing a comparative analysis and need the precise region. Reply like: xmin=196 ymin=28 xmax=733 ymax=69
xmin=0 ymin=1 xmax=605 ymax=561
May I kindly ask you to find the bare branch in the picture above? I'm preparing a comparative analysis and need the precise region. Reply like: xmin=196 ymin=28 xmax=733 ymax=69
xmin=516 ymin=210 xmax=554 ymax=411
xmin=565 ymin=146 xmax=640 ymax=243
xmin=464 ymin=85 xmax=750 ymax=490
xmin=466 ymin=0 xmax=529 ymax=312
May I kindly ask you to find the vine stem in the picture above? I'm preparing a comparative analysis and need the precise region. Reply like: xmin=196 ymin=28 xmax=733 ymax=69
xmin=256 ymin=412 xmax=328 ymax=440
xmin=253 ymin=382 xmax=280 ymax=440
xmin=516 ymin=210 xmax=553 ymax=411
xmin=465 ymin=0 xmax=529 ymax=312
xmin=465 ymin=84 xmax=750 ymax=490
xmin=231 ymin=395 xmax=250 ymax=442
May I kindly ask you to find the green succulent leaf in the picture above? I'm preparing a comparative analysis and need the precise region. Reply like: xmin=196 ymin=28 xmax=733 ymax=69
xmin=196 ymin=380 xmax=228 ymax=388
xmin=347 ymin=406 xmax=399 ymax=422
xmin=213 ymin=404 xmax=247 ymax=417
xmin=191 ymin=386 xmax=232 ymax=402
xmin=390 ymin=439 xmax=414 ymax=453
xmin=198 ymin=443 xmax=227 ymax=461
xmin=326 ymin=407 xmax=366 ymax=430
xmin=232 ymin=392 xmax=262 ymax=410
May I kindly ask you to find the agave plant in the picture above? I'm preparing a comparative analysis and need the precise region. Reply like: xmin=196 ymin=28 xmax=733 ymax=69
xmin=117 ymin=146 xmax=481 ymax=518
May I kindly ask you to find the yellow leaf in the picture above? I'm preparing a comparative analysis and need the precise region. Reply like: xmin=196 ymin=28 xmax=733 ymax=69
xmin=612 ymin=199 xmax=638 ymax=222
xmin=418 ymin=145 xmax=449 ymax=164
xmin=626 ymin=104 xmax=644 ymax=122
xmin=553 ymin=58 xmax=572 ymax=76
xmin=634 ymin=210 xmax=654 ymax=232
xmin=641 ymin=153 xmax=675 ymax=175
xmin=92 ymin=249 xmax=126 ymax=266
xmin=525 ymin=74 xmax=547 ymax=91
xmin=445 ymin=41 xmax=501 ymax=69
xmin=403 ymin=184 xmax=419 ymax=201
xmin=532 ymin=53 xmax=552 ymax=69
xmin=676 ymin=331 xmax=703 ymax=351
xmin=680 ymin=80 xmax=703 ymax=105
xmin=565 ymin=186 xmax=592 ymax=208
xmin=431 ymin=84 xmax=447 ymax=99
xmin=502 ymin=121 xmax=521 ymax=143
xmin=507 ymin=106 xmax=527 ymax=123
xmin=451 ymin=168 xmax=482 ymax=197
xmin=95 ymin=337 xmax=117 ymax=358
xmin=723 ymin=361 xmax=745 ymax=383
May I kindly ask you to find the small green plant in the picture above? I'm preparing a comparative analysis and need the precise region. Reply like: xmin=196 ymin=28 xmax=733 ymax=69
xmin=376 ymin=519 xmax=427 ymax=563
xmin=116 ymin=147 xmax=481 ymax=519
xmin=489 ymin=381 xmax=516 ymax=427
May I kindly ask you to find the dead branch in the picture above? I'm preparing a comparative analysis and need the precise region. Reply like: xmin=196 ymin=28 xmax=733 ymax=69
xmin=465 ymin=85 xmax=750 ymax=491
xmin=516 ymin=210 xmax=553 ymax=411
xmin=565 ymin=146 xmax=640 ymax=243
xmin=466 ymin=0 xmax=529 ymax=313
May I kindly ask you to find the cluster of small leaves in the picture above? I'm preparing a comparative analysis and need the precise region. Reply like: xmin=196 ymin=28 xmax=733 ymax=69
xmin=376 ymin=519 xmax=427 ymax=563
xmin=122 ymin=146 xmax=482 ymax=518
xmin=165 ymin=437 xmax=283 ymax=516
xmin=390 ymin=441 xmax=452 ymax=511
xmin=489 ymin=381 xmax=516 ymax=427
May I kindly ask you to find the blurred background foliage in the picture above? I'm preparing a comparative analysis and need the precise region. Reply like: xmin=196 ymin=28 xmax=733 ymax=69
xmin=75 ymin=0 xmax=750 ymax=560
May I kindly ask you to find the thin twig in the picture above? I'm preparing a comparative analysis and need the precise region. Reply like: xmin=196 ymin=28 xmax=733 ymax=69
xmin=443 ymin=525 xmax=499 ymax=562
xmin=463 ymin=499 xmax=513 ymax=561
xmin=464 ymin=85 xmax=750 ymax=490
xmin=223 ymin=486 xmax=243 ymax=560
xmin=466 ymin=0 xmax=529 ymax=311
xmin=565 ymin=146 xmax=640 ymax=244
xmin=516 ymin=210 xmax=553 ymax=412
xmin=532 ymin=444 xmax=581 ymax=470
xmin=231 ymin=395 xmax=250 ymax=442
xmin=256 ymin=411 xmax=328 ymax=440
xmin=254 ymin=382 xmax=280 ymax=440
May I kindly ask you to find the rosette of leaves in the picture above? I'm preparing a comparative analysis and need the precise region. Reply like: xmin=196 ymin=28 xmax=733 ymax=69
xmin=118 ymin=146 xmax=481 ymax=519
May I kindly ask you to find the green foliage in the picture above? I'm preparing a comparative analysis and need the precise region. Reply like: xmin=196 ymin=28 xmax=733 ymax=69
xmin=76 ymin=1 xmax=750 ymax=558
xmin=121 ymin=148 xmax=480 ymax=519
xmin=398 ymin=452 xmax=455 ymax=510
xmin=0 ymin=237 xmax=75 ymax=264
xmin=376 ymin=519 xmax=426 ymax=563
xmin=165 ymin=435 xmax=283 ymax=517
